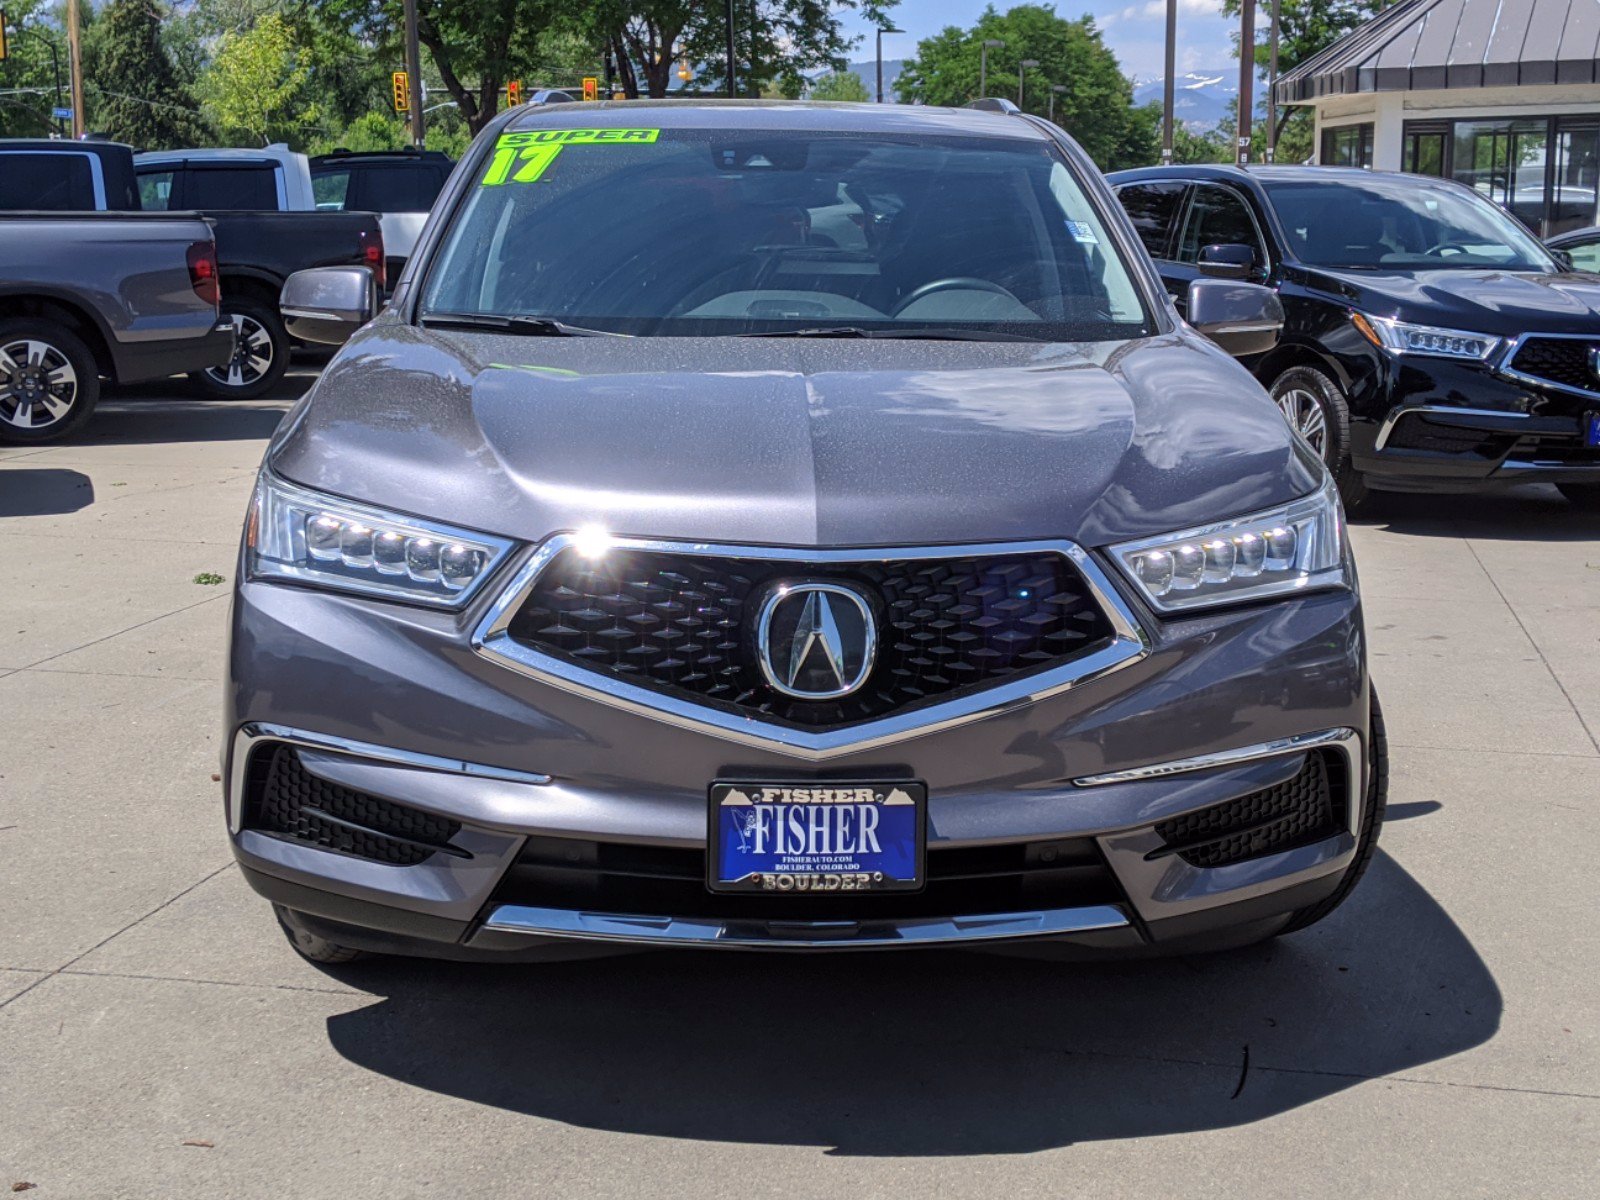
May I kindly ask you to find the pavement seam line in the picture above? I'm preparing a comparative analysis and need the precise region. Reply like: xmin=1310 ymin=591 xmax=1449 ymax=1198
xmin=1462 ymin=538 xmax=1600 ymax=756
xmin=11 ymin=592 xmax=231 ymax=675
xmin=0 ymin=862 xmax=233 ymax=1012
xmin=55 ymin=966 xmax=367 ymax=998
xmin=1388 ymin=740 xmax=1600 ymax=762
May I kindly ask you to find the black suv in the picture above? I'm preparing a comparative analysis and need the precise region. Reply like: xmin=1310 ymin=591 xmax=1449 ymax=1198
xmin=1109 ymin=164 xmax=1600 ymax=509
xmin=308 ymin=148 xmax=453 ymax=215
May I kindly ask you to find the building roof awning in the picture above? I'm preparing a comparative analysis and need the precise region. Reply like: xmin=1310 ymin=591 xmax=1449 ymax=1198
xmin=1276 ymin=0 xmax=1600 ymax=105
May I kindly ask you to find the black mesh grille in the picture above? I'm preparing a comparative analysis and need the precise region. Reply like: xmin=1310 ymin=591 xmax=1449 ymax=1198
xmin=1508 ymin=337 xmax=1600 ymax=396
xmin=245 ymin=744 xmax=461 ymax=866
xmin=491 ymin=835 xmax=1124 ymax=921
xmin=1383 ymin=414 xmax=1503 ymax=456
xmin=505 ymin=548 xmax=1114 ymax=729
xmin=1154 ymin=751 xmax=1343 ymax=869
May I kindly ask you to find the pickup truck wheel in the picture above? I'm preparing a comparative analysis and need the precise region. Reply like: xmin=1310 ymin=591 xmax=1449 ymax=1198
xmin=0 ymin=319 xmax=100 ymax=444
xmin=190 ymin=302 xmax=287 ymax=400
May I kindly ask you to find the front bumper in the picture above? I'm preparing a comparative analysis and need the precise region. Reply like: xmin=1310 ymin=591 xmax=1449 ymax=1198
xmin=224 ymin=559 xmax=1370 ymax=958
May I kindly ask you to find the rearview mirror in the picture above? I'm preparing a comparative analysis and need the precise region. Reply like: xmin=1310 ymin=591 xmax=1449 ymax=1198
xmin=1187 ymin=278 xmax=1283 ymax=357
xmin=280 ymin=267 xmax=377 ymax=346
xmin=1197 ymin=243 xmax=1257 ymax=281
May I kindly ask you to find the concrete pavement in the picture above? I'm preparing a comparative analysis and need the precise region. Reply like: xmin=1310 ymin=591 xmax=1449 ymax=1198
xmin=1 ymin=374 xmax=1596 ymax=1198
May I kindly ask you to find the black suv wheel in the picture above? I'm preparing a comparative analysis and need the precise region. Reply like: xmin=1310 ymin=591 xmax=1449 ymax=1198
xmin=1269 ymin=365 xmax=1369 ymax=511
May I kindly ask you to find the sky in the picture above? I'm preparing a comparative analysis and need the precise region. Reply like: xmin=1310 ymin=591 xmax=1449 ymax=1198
xmin=836 ymin=0 xmax=1238 ymax=82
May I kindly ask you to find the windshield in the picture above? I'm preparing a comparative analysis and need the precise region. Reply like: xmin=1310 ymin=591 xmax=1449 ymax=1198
xmin=1264 ymin=176 xmax=1555 ymax=271
xmin=421 ymin=126 xmax=1152 ymax=340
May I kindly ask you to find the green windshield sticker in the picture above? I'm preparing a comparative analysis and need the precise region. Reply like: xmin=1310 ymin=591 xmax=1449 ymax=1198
xmin=481 ymin=128 xmax=661 ymax=186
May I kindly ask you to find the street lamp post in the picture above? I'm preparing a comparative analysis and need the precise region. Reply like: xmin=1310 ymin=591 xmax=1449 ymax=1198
xmin=724 ymin=0 xmax=737 ymax=98
xmin=1162 ymin=0 xmax=1176 ymax=162
xmin=12 ymin=24 xmax=66 ymax=136
xmin=1017 ymin=58 xmax=1039 ymax=109
xmin=978 ymin=39 xmax=1004 ymax=99
xmin=1049 ymin=83 xmax=1066 ymax=125
xmin=876 ymin=26 xmax=903 ymax=103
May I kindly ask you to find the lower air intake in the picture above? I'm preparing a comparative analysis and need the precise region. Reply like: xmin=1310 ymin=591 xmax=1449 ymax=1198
xmin=1153 ymin=751 xmax=1345 ymax=869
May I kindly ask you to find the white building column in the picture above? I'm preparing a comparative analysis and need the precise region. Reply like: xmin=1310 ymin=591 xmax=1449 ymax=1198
xmin=1371 ymin=92 xmax=1405 ymax=170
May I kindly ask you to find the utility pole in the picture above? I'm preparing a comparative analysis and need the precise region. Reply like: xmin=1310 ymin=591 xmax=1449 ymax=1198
xmin=979 ymin=39 xmax=1003 ymax=100
xmin=1267 ymin=0 xmax=1280 ymax=161
xmin=1017 ymin=58 xmax=1038 ymax=109
xmin=876 ymin=26 xmax=902 ymax=103
xmin=725 ymin=0 xmax=736 ymax=97
xmin=1237 ymin=0 xmax=1255 ymax=165
xmin=65 ymin=0 xmax=83 ymax=138
xmin=1162 ymin=0 xmax=1176 ymax=163
xmin=402 ymin=0 xmax=424 ymax=146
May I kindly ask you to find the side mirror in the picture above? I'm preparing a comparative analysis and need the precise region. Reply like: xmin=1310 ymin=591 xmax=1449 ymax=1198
xmin=1551 ymin=247 xmax=1576 ymax=272
xmin=280 ymin=267 xmax=377 ymax=346
xmin=1187 ymin=278 xmax=1284 ymax=357
xmin=1197 ymin=243 xmax=1257 ymax=280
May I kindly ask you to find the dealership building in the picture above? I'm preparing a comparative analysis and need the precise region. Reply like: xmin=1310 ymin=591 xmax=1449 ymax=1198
xmin=1277 ymin=0 xmax=1600 ymax=236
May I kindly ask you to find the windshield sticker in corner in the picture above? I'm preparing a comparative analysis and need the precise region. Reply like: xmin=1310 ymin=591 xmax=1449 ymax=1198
xmin=481 ymin=129 xmax=661 ymax=186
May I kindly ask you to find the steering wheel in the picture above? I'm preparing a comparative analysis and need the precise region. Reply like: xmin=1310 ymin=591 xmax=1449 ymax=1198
xmin=890 ymin=276 xmax=1021 ymax=317
xmin=1423 ymin=242 xmax=1473 ymax=258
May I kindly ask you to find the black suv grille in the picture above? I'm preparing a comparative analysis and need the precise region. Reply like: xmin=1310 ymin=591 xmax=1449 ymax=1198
xmin=1153 ymin=751 xmax=1345 ymax=869
xmin=244 ymin=744 xmax=462 ymax=866
xmin=505 ymin=547 xmax=1114 ymax=729
xmin=1507 ymin=337 xmax=1600 ymax=396
xmin=490 ymin=835 xmax=1123 ymax=921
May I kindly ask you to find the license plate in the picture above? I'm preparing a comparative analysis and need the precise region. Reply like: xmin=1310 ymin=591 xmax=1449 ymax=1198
xmin=1586 ymin=413 xmax=1600 ymax=448
xmin=708 ymin=781 xmax=926 ymax=894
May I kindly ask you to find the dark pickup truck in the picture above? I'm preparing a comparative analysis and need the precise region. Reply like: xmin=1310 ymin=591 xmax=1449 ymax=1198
xmin=1 ymin=139 xmax=383 ymax=400
xmin=0 ymin=207 xmax=233 ymax=442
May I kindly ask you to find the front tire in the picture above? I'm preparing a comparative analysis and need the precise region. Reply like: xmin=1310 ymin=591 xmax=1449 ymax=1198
xmin=189 ymin=301 xmax=287 ymax=400
xmin=274 ymin=904 xmax=364 ymax=964
xmin=1269 ymin=365 xmax=1369 ymax=512
xmin=1277 ymin=690 xmax=1388 ymax=936
xmin=0 ymin=318 xmax=100 ymax=444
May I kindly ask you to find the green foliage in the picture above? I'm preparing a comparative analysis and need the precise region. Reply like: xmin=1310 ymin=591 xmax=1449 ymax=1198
xmin=0 ymin=0 xmax=72 ymax=136
xmin=306 ymin=111 xmax=409 ymax=156
xmin=1223 ymin=0 xmax=1384 ymax=75
xmin=87 ymin=0 xmax=210 ymax=149
xmin=809 ymin=70 xmax=869 ymax=102
xmin=897 ymin=4 xmax=1154 ymax=171
xmin=196 ymin=11 xmax=319 ymax=145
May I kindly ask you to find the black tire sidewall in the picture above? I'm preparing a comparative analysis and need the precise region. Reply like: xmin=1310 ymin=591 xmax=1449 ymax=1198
xmin=190 ymin=301 xmax=288 ymax=400
xmin=1269 ymin=365 xmax=1369 ymax=510
xmin=0 ymin=318 xmax=101 ymax=444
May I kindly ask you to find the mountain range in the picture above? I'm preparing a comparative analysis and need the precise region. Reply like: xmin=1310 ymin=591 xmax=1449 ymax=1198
xmin=1131 ymin=70 xmax=1239 ymax=133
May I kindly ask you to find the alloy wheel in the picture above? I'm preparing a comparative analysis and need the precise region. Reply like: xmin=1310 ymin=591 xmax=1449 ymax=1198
xmin=206 ymin=312 xmax=275 ymax=391
xmin=0 ymin=338 xmax=78 ymax=431
xmin=1275 ymin=387 xmax=1329 ymax=460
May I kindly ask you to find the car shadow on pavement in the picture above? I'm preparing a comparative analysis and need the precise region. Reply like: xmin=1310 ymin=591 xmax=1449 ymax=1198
xmin=1355 ymin=484 xmax=1600 ymax=541
xmin=0 ymin=467 xmax=94 ymax=516
xmin=321 ymin=850 xmax=1499 ymax=1154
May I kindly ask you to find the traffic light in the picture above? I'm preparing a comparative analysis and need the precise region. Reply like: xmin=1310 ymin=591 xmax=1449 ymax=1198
xmin=507 ymin=80 xmax=522 ymax=106
xmin=392 ymin=71 xmax=409 ymax=113
xmin=582 ymin=76 xmax=599 ymax=102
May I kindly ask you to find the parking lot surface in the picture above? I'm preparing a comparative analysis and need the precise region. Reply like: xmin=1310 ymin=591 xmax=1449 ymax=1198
xmin=1 ymin=370 xmax=1597 ymax=1199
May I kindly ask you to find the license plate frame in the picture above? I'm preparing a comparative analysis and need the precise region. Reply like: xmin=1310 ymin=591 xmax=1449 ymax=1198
xmin=707 ymin=781 xmax=927 ymax=895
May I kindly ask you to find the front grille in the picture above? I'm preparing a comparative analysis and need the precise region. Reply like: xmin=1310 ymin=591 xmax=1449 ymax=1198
xmin=1383 ymin=414 xmax=1504 ymax=456
xmin=244 ymin=743 xmax=462 ymax=866
xmin=505 ymin=547 xmax=1114 ymax=730
xmin=1507 ymin=337 xmax=1600 ymax=396
xmin=1153 ymin=751 xmax=1345 ymax=869
xmin=489 ymin=835 xmax=1123 ymax=921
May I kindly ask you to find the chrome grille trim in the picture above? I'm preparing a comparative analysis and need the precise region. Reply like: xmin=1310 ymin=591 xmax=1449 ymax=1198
xmin=1496 ymin=331 xmax=1600 ymax=401
xmin=471 ymin=535 xmax=1150 ymax=761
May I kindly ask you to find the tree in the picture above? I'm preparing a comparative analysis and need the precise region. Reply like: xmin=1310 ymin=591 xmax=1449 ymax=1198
xmin=809 ymin=70 xmax=868 ymax=102
xmin=897 ymin=5 xmax=1155 ymax=171
xmin=196 ymin=11 xmax=318 ymax=145
xmin=88 ymin=0 xmax=209 ymax=149
xmin=0 ymin=1 xmax=73 ymax=136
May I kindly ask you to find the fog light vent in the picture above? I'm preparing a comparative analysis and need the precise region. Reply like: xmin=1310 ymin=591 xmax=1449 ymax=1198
xmin=1152 ymin=751 xmax=1343 ymax=868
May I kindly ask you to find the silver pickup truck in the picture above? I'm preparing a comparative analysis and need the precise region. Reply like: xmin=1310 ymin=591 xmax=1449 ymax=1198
xmin=0 ymin=207 xmax=233 ymax=443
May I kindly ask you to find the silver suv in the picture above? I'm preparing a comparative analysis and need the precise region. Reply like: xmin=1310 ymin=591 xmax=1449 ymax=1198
xmin=226 ymin=100 xmax=1384 ymax=964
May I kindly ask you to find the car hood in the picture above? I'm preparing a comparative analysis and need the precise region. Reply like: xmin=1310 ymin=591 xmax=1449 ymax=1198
xmin=1295 ymin=265 xmax=1600 ymax=336
xmin=270 ymin=321 xmax=1318 ymax=549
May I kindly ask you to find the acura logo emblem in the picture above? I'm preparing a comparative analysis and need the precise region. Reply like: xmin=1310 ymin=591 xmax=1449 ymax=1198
xmin=757 ymin=583 xmax=876 ymax=700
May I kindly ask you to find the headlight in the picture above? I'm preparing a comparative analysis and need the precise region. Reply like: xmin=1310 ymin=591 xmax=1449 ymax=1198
xmin=1109 ymin=478 xmax=1347 ymax=613
xmin=247 ymin=473 xmax=513 ymax=607
xmin=1351 ymin=312 xmax=1501 ymax=361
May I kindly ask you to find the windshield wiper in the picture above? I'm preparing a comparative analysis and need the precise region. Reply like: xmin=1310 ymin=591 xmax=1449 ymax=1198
xmin=420 ymin=312 xmax=619 ymax=337
xmin=738 ymin=326 xmax=1043 ymax=342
